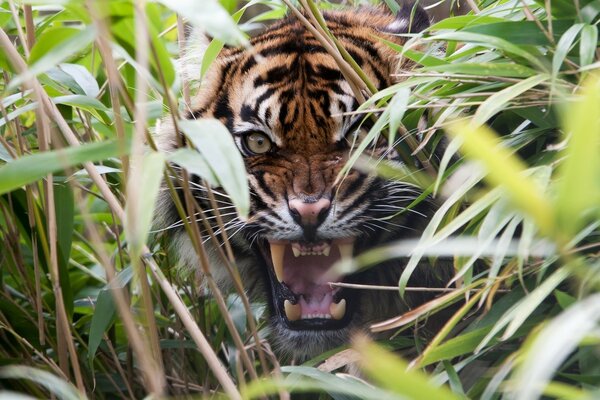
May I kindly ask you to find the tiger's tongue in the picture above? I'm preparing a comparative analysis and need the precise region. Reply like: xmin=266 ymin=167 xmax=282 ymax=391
xmin=269 ymin=240 xmax=353 ymax=320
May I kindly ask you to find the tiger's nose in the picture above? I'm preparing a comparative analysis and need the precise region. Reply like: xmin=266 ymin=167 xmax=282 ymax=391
xmin=288 ymin=198 xmax=331 ymax=227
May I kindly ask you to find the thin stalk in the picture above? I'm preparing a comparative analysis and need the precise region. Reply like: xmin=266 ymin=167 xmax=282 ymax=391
xmin=304 ymin=0 xmax=377 ymax=94
xmin=131 ymin=0 xmax=165 ymax=392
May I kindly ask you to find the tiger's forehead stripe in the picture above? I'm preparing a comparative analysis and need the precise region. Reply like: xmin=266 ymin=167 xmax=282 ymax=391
xmin=189 ymin=6 xmax=425 ymax=155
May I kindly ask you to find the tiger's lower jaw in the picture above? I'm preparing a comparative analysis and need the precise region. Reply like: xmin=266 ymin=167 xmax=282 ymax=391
xmin=250 ymin=237 xmax=372 ymax=359
xmin=260 ymin=238 xmax=357 ymax=330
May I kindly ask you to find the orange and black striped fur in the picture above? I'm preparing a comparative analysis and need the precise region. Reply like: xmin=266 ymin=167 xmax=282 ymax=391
xmin=156 ymin=3 xmax=449 ymax=360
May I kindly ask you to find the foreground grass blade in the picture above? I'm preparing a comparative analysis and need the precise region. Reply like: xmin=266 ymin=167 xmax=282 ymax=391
xmin=510 ymin=293 xmax=600 ymax=400
xmin=353 ymin=335 xmax=461 ymax=400
xmin=445 ymin=120 xmax=556 ymax=239
xmin=156 ymin=0 xmax=248 ymax=47
xmin=473 ymin=74 xmax=548 ymax=127
xmin=554 ymin=74 xmax=600 ymax=238
xmin=125 ymin=151 xmax=165 ymax=256
xmin=179 ymin=118 xmax=250 ymax=218
xmin=0 ymin=366 xmax=85 ymax=400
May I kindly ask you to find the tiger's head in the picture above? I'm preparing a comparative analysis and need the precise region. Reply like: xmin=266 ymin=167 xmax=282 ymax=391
xmin=157 ymin=4 xmax=439 ymax=360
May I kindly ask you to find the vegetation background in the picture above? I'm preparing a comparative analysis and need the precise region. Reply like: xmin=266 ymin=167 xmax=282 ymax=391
xmin=0 ymin=0 xmax=599 ymax=399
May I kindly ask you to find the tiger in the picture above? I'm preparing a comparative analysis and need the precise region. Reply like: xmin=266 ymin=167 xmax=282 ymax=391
xmin=155 ymin=2 xmax=450 ymax=360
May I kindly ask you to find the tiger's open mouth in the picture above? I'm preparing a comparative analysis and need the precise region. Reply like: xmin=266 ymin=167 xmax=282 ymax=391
xmin=259 ymin=238 xmax=356 ymax=330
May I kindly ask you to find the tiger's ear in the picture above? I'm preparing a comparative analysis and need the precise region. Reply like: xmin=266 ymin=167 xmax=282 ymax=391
xmin=177 ymin=28 xmax=212 ymax=86
xmin=380 ymin=2 xmax=430 ymax=35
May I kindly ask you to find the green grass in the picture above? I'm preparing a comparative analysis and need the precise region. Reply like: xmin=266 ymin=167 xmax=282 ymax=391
xmin=0 ymin=0 xmax=599 ymax=399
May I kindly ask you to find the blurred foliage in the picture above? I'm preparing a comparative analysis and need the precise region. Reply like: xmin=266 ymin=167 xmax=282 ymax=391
xmin=0 ymin=0 xmax=599 ymax=399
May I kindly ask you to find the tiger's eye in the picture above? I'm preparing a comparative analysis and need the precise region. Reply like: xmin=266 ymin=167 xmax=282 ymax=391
xmin=245 ymin=132 xmax=272 ymax=154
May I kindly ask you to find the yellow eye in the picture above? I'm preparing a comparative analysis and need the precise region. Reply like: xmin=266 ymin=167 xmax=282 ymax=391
xmin=244 ymin=132 xmax=273 ymax=154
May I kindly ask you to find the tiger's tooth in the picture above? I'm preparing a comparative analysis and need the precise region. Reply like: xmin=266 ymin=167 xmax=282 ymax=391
xmin=292 ymin=247 xmax=300 ymax=257
xmin=284 ymin=300 xmax=301 ymax=321
xmin=269 ymin=242 xmax=285 ymax=282
xmin=338 ymin=243 xmax=354 ymax=259
xmin=322 ymin=245 xmax=331 ymax=257
xmin=329 ymin=299 xmax=346 ymax=320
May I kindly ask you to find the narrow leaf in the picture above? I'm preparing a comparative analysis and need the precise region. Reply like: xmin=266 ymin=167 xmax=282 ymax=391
xmin=445 ymin=121 xmax=555 ymax=237
xmin=354 ymin=336 xmax=462 ymax=400
xmin=473 ymin=74 xmax=548 ymax=126
xmin=125 ymin=151 xmax=165 ymax=256
xmin=554 ymin=74 xmax=600 ymax=238
xmin=0 ymin=139 xmax=130 ymax=195
xmin=178 ymin=118 xmax=250 ymax=218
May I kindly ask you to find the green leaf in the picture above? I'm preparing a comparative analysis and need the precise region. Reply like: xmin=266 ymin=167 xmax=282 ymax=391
xmin=178 ymin=118 xmax=250 ymax=218
xmin=378 ymin=38 xmax=447 ymax=67
xmin=502 ymin=267 xmax=571 ymax=340
xmin=53 ymin=95 xmax=111 ymax=123
xmin=387 ymin=87 xmax=410 ymax=146
xmin=554 ymin=75 xmax=600 ymax=238
xmin=462 ymin=20 xmax=573 ymax=46
xmin=512 ymin=293 xmax=600 ymax=400
xmin=87 ymin=289 xmax=116 ymax=365
xmin=28 ymin=27 xmax=79 ymax=64
xmin=0 ymin=366 xmax=85 ymax=400
xmin=125 ymin=152 xmax=165 ymax=256
xmin=552 ymin=23 xmax=585 ymax=78
xmin=0 ymin=139 xmax=130 ymax=195
xmin=354 ymin=336 xmax=462 ymax=400
xmin=428 ymin=31 xmax=546 ymax=70
xmin=579 ymin=25 xmax=598 ymax=68
xmin=429 ymin=15 xmax=505 ymax=30
xmin=87 ymin=266 xmax=133 ymax=365
xmin=445 ymin=121 xmax=555 ymax=238
xmin=168 ymin=148 xmax=218 ymax=186
xmin=156 ymin=0 xmax=248 ymax=47
xmin=46 ymin=63 xmax=101 ymax=97
xmin=421 ymin=62 xmax=537 ymax=78
xmin=201 ymin=7 xmax=247 ymax=78
xmin=473 ymin=74 xmax=548 ymax=126
xmin=55 ymin=183 xmax=75 ymax=317
xmin=244 ymin=365 xmax=399 ymax=399
xmin=10 ymin=26 xmax=97 ymax=90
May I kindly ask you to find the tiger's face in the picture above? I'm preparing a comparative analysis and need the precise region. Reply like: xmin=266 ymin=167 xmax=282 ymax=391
xmin=157 ymin=5 xmax=435 ymax=360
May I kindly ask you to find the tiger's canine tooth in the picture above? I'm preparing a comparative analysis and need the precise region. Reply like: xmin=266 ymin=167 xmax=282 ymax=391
xmin=292 ymin=247 xmax=301 ymax=257
xmin=269 ymin=242 xmax=285 ymax=282
xmin=338 ymin=243 xmax=353 ymax=259
xmin=284 ymin=300 xmax=301 ymax=321
xmin=329 ymin=299 xmax=346 ymax=320
xmin=322 ymin=245 xmax=331 ymax=256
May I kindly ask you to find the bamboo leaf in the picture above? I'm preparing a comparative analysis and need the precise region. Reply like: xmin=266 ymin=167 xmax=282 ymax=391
xmin=179 ymin=118 xmax=250 ymax=218
xmin=428 ymin=31 xmax=546 ymax=70
xmin=445 ymin=121 xmax=555 ymax=238
xmin=9 ymin=26 xmax=97 ymax=90
xmin=473 ymin=74 xmax=548 ymax=126
xmin=0 ymin=366 xmax=84 ymax=400
xmin=579 ymin=25 xmax=598 ymax=68
xmin=156 ymin=0 xmax=248 ymax=46
xmin=511 ymin=293 xmax=600 ymax=400
xmin=354 ymin=336 xmax=462 ymax=400
xmin=125 ymin=152 xmax=165 ymax=256
xmin=552 ymin=23 xmax=585 ymax=78
xmin=0 ymin=139 xmax=130 ymax=195
xmin=421 ymin=62 xmax=537 ymax=78
xmin=554 ymin=75 xmax=600 ymax=238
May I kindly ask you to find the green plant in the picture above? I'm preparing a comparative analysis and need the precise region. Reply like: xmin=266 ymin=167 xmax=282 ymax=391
xmin=0 ymin=0 xmax=599 ymax=399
